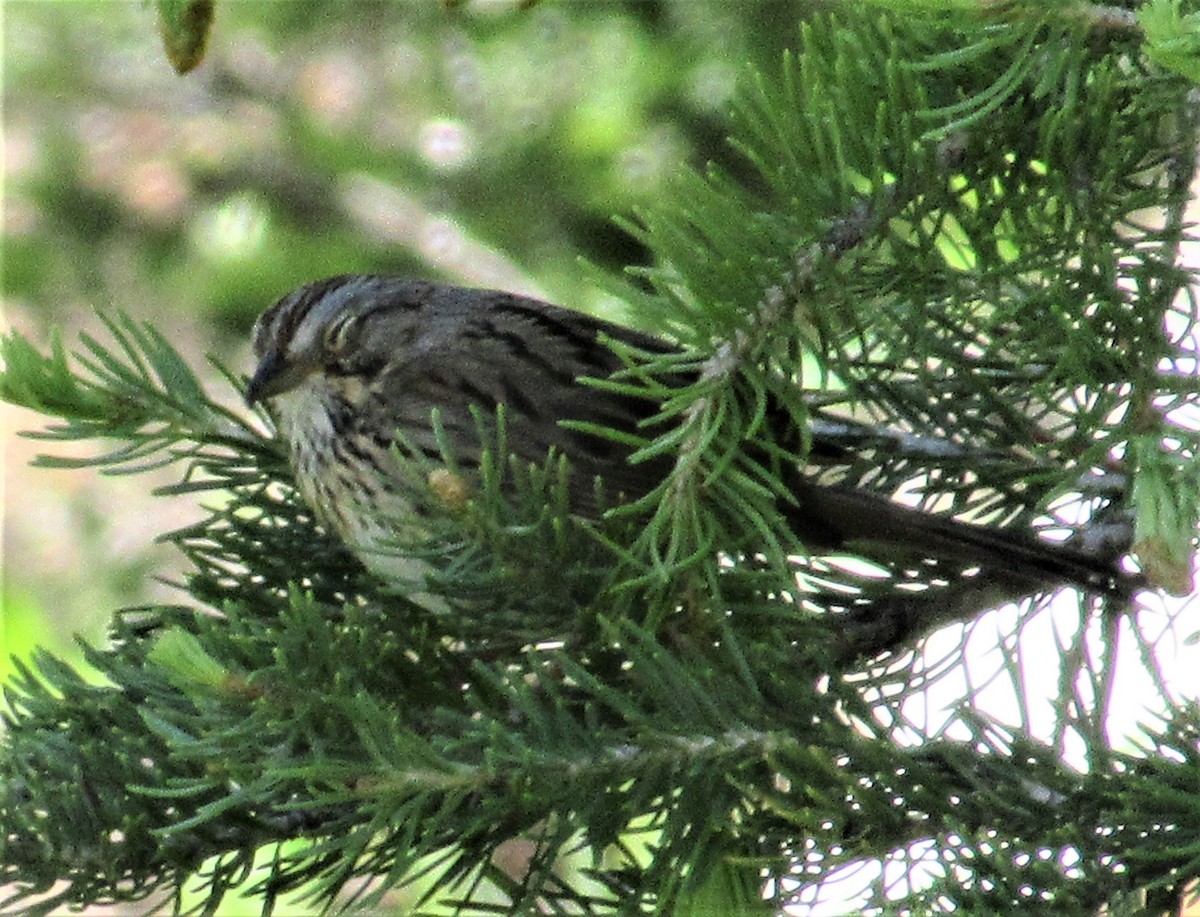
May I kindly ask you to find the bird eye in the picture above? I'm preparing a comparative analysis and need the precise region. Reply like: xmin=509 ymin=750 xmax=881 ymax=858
xmin=323 ymin=313 xmax=358 ymax=353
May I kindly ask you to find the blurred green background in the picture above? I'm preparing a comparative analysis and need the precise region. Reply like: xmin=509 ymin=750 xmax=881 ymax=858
xmin=2 ymin=1 xmax=809 ymax=670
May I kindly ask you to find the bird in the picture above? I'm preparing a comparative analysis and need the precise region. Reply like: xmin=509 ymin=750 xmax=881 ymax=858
xmin=246 ymin=274 xmax=1135 ymax=603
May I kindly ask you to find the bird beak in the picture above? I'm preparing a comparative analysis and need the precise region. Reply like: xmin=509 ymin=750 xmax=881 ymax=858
xmin=246 ymin=349 xmax=304 ymax=405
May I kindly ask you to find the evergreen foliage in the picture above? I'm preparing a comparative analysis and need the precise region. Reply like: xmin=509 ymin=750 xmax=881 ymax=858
xmin=3 ymin=6 xmax=1199 ymax=915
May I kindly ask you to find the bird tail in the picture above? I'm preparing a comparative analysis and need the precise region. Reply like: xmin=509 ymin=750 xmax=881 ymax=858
xmin=782 ymin=475 xmax=1136 ymax=597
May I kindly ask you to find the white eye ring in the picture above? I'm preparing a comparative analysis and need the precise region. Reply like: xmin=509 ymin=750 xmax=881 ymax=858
xmin=324 ymin=313 xmax=358 ymax=353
